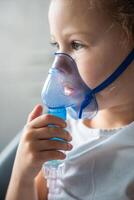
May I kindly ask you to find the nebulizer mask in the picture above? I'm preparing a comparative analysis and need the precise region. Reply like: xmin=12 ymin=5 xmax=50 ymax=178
xmin=41 ymin=49 xmax=134 ymax=198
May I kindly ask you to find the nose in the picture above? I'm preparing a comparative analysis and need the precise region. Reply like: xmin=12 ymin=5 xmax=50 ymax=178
xmin=53 ymin=53 xmax=74 ymax=74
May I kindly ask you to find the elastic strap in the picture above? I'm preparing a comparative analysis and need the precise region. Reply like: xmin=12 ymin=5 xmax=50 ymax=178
xmin=79 ymin=48 xmax=134 ymax=118
xmin=92 ymin=48 xmax=134 ymax=94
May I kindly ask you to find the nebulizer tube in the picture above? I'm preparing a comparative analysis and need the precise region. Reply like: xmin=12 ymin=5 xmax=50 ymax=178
xmin=44 ymin=107 xmax=67 ymax=198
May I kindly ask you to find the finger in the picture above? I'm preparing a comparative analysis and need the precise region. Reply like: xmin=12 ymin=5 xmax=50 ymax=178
xmin=33 ymin=127 xmax=72 ymax=142
xmin=27 ymin=104 xmax=43 ymax=123
xmin=38 ymin=150 xmax=66 ymax=162
xmin=29 ymin=114 xmax=66 ymax=129
xmin=34 ymin=140 xmax=73 ymax=152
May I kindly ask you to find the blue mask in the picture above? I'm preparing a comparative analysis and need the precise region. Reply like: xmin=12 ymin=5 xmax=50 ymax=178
xmin=41 ymin=49 xmax=134 ymax=120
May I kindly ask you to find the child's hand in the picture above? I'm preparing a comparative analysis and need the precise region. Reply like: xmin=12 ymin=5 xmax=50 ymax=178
xmin=12 ymin=105 xmax=72 ymax=182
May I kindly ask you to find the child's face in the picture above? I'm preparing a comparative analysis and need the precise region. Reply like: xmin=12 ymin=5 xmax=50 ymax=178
xmin=49 ymin=0 xmax=133 ymax=110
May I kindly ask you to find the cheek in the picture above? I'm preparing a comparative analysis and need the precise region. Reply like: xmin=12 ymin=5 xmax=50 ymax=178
xmin=76 ymin=44 xmax=125 ymax=89
xmin=76 ymin=54 xmax=110 ymax=89
xmin=78 ymin=65 xmax=100 ymax=89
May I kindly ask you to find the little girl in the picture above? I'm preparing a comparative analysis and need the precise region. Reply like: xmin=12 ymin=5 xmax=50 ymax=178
xmin=6 ymin=0 xmax=134 ymax=199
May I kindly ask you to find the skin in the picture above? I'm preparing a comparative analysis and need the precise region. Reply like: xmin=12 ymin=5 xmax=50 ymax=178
xmin=6 ymin=0 xmax=134 ymax=199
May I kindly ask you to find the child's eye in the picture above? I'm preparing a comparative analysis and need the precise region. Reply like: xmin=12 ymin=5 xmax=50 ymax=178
xmin=71 ymin=41 xmax=85 ymax=51
xmin=50 ymin=42 xmax=59 ymax=50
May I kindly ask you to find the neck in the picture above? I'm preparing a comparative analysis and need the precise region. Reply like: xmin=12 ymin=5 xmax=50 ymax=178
xmin=83 ymin=102 xmax=134 ymax=129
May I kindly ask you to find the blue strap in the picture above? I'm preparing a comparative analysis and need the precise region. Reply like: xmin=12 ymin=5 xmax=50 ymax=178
xmin=79 ymin=48 xmax=134 ymax=118
xmin=92 ymin=48 xmax=134 ymax=94
xmin=79 ymin=94 xmax=92 ymax=118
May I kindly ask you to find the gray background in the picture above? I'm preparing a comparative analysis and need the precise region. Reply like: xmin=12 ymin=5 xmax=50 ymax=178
xmin=0 ymin=0 xmax=52 ymax=152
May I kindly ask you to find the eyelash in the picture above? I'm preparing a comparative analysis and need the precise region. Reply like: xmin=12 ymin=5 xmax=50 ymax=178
xmin=50 ymin=42 xmax=59 ymax=49
xmin=50 ymin=41 xmax=85 ymax=51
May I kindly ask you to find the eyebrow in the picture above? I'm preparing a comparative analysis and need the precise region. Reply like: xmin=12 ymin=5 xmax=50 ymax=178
xmin=50 ymin=31 xmax=94 ymax=41
xmin=65 ymin=31 xmax=93 ymax=36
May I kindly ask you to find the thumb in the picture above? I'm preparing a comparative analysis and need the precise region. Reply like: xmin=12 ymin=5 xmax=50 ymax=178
xmin=27 ymin=104 xmax=43 ymax=123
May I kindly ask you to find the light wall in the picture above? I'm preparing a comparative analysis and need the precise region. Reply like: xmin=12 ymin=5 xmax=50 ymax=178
xmin=0 ymin=0 xmax=52 ymax=152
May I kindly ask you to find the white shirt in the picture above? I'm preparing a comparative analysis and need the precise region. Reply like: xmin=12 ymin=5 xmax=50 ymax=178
xmin=43 ymin=118 xmax=134 ymax=200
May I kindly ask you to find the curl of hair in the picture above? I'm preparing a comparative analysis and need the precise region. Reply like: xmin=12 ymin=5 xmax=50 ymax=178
xmin=94 ymin=0 xmax=134 ymax=41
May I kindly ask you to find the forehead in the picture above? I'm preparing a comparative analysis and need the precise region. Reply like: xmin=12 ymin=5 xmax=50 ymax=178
xmin=49 ymin=0 xmax=111 ymax=38
xmin=49 ymin=0 xmax=91 ymax=14
xmin=49 ymin=0 xmax=98 ymax=24
xmin=49 ymin=0 xmax=90 ymax=26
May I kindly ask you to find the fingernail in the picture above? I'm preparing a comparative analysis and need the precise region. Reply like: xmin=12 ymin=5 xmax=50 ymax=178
xmin=68 ymin=135 xmax=72 ymax=141
xmin=69 ymin=135 xmax=72 ymax=140
xmin=68 ymin=143 xmax=73 ymax=150
xmin=63 ymin=123 xmax=67 ymax=128
xmin=61 ymin=154 xmax=66 ymax=159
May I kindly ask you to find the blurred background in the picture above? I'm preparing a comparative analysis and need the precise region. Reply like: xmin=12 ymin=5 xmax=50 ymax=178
xmin=0 ymin=0 xmax=52 ymax=152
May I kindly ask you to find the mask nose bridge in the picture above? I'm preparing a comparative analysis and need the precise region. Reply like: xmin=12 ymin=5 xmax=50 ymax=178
xmin=53 ymin=52 xmax=77 ymax=74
